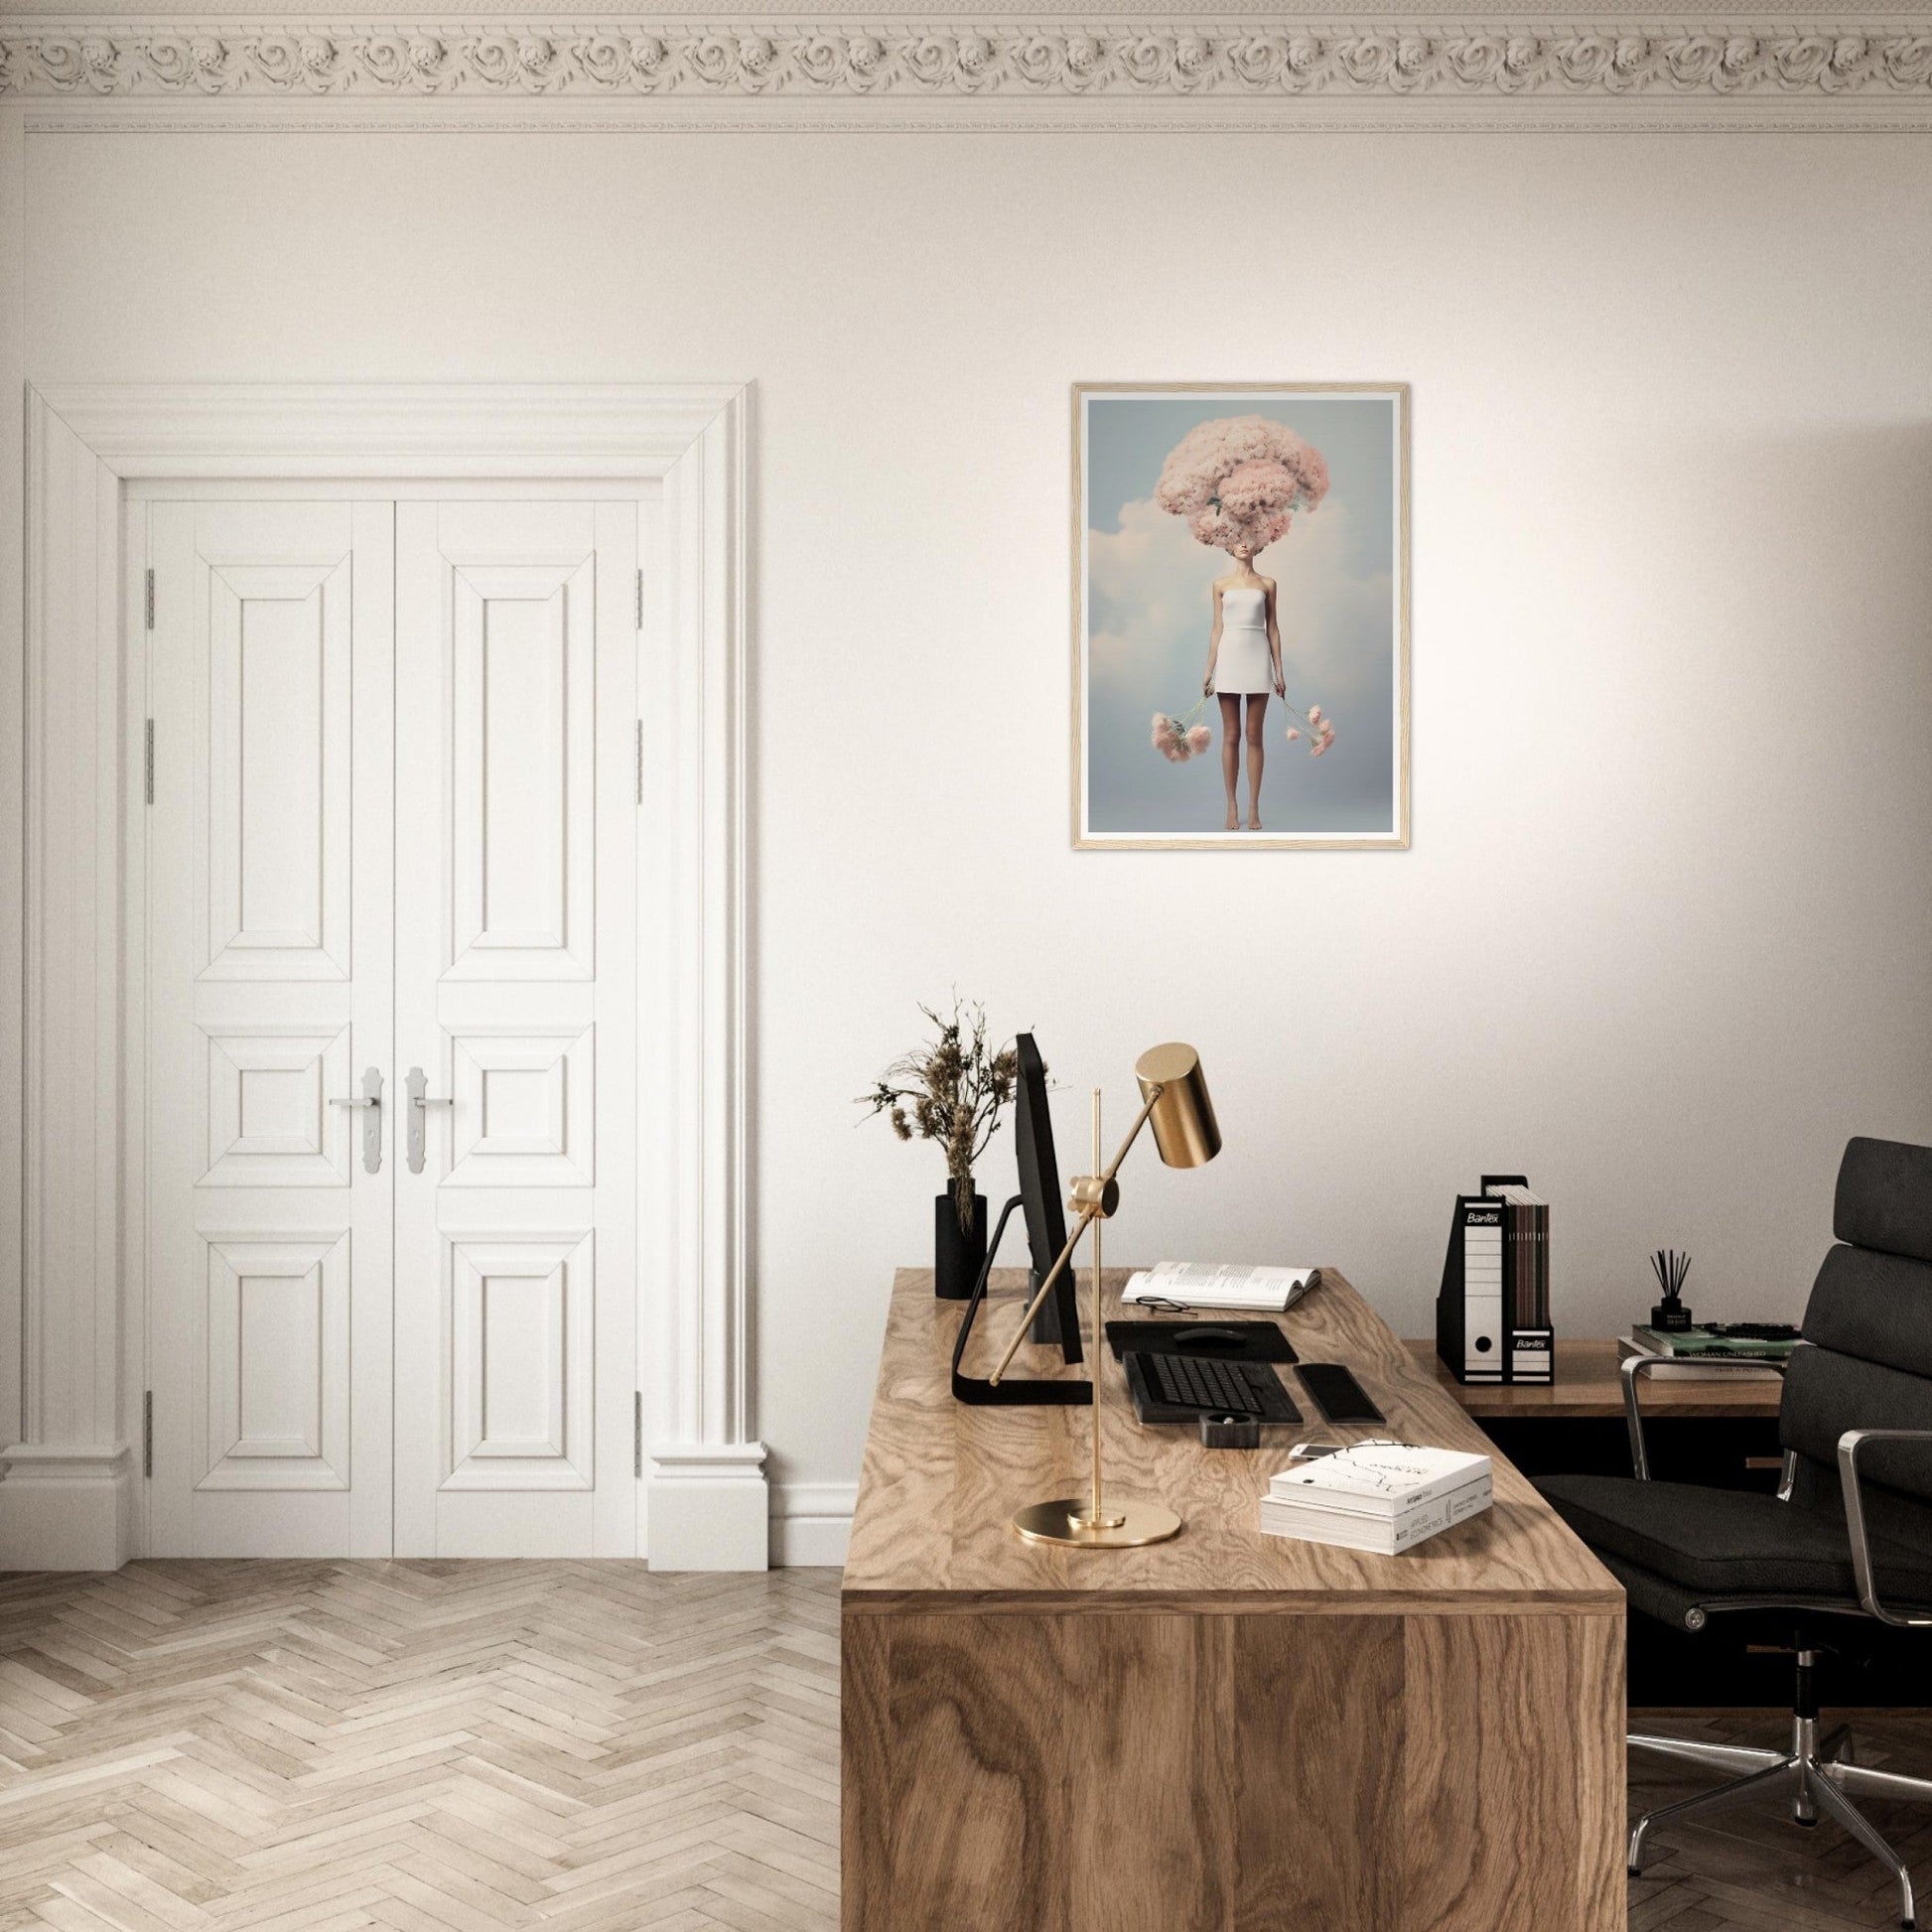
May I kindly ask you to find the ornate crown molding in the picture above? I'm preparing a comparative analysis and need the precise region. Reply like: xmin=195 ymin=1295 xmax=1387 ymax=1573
xmin=3 ymin=18 xmax=1930 ymax=104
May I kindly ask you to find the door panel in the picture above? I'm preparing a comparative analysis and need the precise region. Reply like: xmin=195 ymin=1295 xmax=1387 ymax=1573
xmin=204 ymin=564 xmax=352 ymax=979
xmin=203 ymin=1234 xmax=350 ymax=1489
xmin=393 ymin=500 xmax=637 ymax=1557
xmin=449 ymin=562 xmax=595 ymax=979
xmin=147 ymin=500 xmax=394 ymax=1557
xmin=446 ymin=1231 xmax=594 ymax=1488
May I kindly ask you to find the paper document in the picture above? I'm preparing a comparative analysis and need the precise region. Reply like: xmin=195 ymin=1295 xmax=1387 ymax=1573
xmin=1122 ymin=1262 xmax=1319 ymax=1312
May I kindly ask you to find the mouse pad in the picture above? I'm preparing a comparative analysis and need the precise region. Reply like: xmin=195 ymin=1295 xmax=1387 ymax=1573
xmin=1104 ymin=1319 xmax=1297 ymax=1364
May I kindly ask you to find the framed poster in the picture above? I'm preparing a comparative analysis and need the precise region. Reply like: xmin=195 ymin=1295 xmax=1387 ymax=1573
xmin=1073 ymin=383 xmax=1410 ymax=850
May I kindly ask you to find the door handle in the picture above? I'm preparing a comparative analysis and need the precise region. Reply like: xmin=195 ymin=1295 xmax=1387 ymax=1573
xmin=405 ymin=1066 xmax=454 ymax=1175
xmin=329 ymin=1066 xmax=384 ymax=1174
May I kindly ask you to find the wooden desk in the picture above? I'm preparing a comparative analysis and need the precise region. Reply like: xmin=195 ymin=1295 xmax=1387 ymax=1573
xmin=1413 ymin=1336 xmax=1804 ymax=1710
xmin=843 ymin=1269 xmax=1625 ymax=1932
xmin=1407 ymin=1336 xmax=1783 ymax=1420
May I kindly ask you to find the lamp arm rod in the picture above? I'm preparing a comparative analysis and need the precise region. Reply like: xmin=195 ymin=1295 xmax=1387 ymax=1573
xmin=986 ymin=1205 xmax=1098 ymax=1387
xmin=1097 ymin=1086 xmax=1164 ymax=1186
xmin=987 ymin=1085 xmax=1165 ymax=1387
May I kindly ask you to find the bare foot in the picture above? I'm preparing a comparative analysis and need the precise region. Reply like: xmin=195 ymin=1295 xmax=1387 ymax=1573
xmin=1247 ymin=813 xmax=1263 ymax=832
xmin=1225 ymin=805 xmax=1239 ymax=831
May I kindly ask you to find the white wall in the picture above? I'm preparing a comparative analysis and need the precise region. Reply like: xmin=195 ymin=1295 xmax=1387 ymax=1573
xmin=22 ymin=126 xmax=1932 ymax=1538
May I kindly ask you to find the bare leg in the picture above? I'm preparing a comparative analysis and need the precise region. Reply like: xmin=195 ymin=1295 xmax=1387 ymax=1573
xmin=1245 ymin=694 xmax=1269 ymax=830
xmin=1218 ymin=694 xmax=1241 ymax=830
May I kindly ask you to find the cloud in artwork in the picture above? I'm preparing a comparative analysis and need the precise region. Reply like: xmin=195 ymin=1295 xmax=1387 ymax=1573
xmin=1083 ymin=494 xmax=1398 ymax=836
xmin=1089 ymin=492 xmax=1387 ymax=707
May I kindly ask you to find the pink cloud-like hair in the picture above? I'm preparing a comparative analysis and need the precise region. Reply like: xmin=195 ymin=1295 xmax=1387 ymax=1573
xmin=1155 ymin=415 xmax=1329 ymax=556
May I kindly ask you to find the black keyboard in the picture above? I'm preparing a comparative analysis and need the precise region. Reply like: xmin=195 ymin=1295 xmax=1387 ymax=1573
xmin=1124 ymin=1350 xmax=1302 ymax=1425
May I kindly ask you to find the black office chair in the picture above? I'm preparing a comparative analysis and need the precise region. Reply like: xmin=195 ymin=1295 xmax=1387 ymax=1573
xmin=1537 ymin=1136 xmax=1932 ymax=1930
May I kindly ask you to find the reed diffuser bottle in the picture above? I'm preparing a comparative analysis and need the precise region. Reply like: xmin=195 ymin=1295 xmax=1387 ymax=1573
xmin=1650 ymin=1248 xmax=1693 ymax=1332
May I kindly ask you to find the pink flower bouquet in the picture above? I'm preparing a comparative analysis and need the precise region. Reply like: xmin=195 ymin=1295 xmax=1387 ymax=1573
xmin=1151 ymin=697 xmax=1214 ymax=763
xmin=1283 ymin=702 xmax=1336 ymax=758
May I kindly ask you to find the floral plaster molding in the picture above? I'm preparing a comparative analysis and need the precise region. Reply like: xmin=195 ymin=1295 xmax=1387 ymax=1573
xmin=4 ymin=18 xmax=1932 ymax=106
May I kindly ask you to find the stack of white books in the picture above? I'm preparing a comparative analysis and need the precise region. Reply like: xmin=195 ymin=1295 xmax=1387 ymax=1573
xmin=1259 ymin=1443 xmax=1493 ymax=1555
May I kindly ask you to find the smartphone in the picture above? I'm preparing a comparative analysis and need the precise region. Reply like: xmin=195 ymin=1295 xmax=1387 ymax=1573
xmin=1297 ymin=1363 xmax=1386 ymax=1426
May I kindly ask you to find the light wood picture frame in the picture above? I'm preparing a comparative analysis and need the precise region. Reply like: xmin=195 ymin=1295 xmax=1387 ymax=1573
xmin=1073 ymin=382 xmax=1410 ymax=851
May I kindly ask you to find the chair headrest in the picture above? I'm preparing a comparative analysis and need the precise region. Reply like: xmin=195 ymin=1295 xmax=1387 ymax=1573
xmin=1836 ymin=1136 xmax=1932 ymax=1263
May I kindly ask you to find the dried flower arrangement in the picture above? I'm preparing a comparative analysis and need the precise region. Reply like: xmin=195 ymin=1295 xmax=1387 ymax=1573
xmin=860 ymin=999 xmax=1020 ymax=1234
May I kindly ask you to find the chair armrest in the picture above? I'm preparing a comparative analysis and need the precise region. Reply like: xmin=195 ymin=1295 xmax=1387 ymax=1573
xmin=1621 ymin=1351 xmax=1787 ymax=1481
xmin=1838 ymin=1428 xmax=1932 ymax=1627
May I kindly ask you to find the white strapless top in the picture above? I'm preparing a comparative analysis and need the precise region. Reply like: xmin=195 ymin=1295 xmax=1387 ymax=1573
xmin=1222 ymin=585 xmax=1267 ymax=631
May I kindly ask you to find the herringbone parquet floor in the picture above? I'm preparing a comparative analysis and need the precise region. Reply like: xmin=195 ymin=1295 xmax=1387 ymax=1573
xmin=1630 ymin=1707 xmax=1932 ymax=1931
xmin=0 ymin=1563 xmax=841 ymax=1932
xmin=3 ymin=1562 xmax=1932 ymax=1930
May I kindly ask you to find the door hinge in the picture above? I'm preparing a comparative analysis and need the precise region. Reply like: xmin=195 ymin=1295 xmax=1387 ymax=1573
xmin=633 ymin=1392 xmax=643 ymax=1479
xmin=635 ymin=567 xmax=644 ymax=632
xmin=143 ymin=1391 xmax=153 ymax=1478
xmin=144 ymin=720 xmax=155 ymax=805
xmin=144 ymin=568 xmax=155 ymax=631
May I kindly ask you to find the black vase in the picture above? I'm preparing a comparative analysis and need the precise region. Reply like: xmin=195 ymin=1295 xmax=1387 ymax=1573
xmin=934 ymin=1186 xmax=989 ymax=1301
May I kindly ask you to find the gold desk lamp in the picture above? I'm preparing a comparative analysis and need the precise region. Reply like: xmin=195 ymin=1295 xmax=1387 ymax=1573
xmin=987 ymin=1041 xmax=1221 ymax=1549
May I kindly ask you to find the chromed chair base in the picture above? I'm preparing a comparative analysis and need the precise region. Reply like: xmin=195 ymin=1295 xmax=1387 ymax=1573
xmin=1629 ymin=1717 xmax=1932 ymax=1928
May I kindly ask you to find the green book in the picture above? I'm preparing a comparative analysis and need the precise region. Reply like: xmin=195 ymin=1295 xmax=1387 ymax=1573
xmin=1632 ymin=1324 xmax=1799 ymax=1361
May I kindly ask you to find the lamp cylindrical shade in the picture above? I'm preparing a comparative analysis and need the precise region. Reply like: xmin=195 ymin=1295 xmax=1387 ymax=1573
xmin=1134 ymin=1042 xmax=1221 ymax=1169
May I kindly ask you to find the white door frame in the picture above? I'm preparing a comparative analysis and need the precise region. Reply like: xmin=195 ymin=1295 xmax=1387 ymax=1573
xmin=3 ymin=382 xmax=762 ymax=1571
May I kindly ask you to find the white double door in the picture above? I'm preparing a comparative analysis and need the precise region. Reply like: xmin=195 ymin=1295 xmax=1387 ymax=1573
xmin=145 ymin=494 xmax=639 ymax=1558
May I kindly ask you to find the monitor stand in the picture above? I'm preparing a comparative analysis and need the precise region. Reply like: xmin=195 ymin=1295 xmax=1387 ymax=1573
xmin=951 ymin=1195 xmax=1092 ymax=1407
xmin=1029 ymin=1268 xmax=1076 ymax=1349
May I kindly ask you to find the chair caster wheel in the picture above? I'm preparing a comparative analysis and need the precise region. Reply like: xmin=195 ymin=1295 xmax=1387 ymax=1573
xmin=1796 ymin=1816 xmax=1818 ymax=1828
xmin=1627 ymin=1868 xmax=1640 ymax=1878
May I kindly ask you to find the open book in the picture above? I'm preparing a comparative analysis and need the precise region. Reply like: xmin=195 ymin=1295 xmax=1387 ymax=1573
xmin=1121 ymin=1262 xmax=1319 ymax=1313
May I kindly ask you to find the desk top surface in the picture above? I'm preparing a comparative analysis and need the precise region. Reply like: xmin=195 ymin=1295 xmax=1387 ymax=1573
xmin=1408 ymin=1337 xmax=1785 ymax=1420
xmin=843 ymin=1267 xmax=1621 ymax=1615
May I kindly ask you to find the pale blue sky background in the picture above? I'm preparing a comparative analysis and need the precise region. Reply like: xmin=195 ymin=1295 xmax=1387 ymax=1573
xmin=1083 ymin=391 xmax=1401 ymax=838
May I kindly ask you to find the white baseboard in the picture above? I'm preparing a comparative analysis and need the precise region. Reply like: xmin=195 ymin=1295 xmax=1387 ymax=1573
xmin=0 ymin=1441 xmax=851 ymax=1573
xmin=770 ymin=1481 xmax=855 ymax=1568
xmin=0 ymin=1443 xmax=135 ymax=1571
xmin=645 ymin=1441 xmax=769 ymax=1571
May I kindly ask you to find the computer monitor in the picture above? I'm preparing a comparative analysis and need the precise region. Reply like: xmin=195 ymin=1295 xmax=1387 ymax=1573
xmin=948 ymin=1033 xmax=1091 ymax=1405
xmin=1013 ymin=1034 xmax=1083 ymax=1364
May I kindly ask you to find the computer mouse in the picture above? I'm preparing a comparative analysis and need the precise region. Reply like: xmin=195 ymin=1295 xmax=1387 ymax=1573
xmin=1174 ymin=1325 xmax=1247 ymax=1350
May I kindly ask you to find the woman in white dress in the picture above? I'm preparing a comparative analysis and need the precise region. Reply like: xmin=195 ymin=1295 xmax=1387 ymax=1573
xmin=1201 ymin=539 xmax=1285 ymax=832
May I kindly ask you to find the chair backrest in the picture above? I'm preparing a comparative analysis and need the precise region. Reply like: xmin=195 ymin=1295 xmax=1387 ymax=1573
xmin=1780 ymin=1138 xmax=1932 ymax=1537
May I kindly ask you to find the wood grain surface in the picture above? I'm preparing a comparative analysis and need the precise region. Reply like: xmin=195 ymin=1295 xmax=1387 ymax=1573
xmin=1409 ymin=1336 xmax=1784 ymax=1420
xmin=843 ymin=1268 xmax=1621 ymax=1613
xmin=0 ymin=1560 xmax=843 ymax=1932
xmin=842 ymin=1604 xmax=1624 ymax=1931
xmin=841 ymin=1267 xmax=1626 ymax=1932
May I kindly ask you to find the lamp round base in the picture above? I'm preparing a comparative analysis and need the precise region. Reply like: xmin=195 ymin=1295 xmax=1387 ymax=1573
xmin=1012 ymin=1497 xmax=1182 ymax=1548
